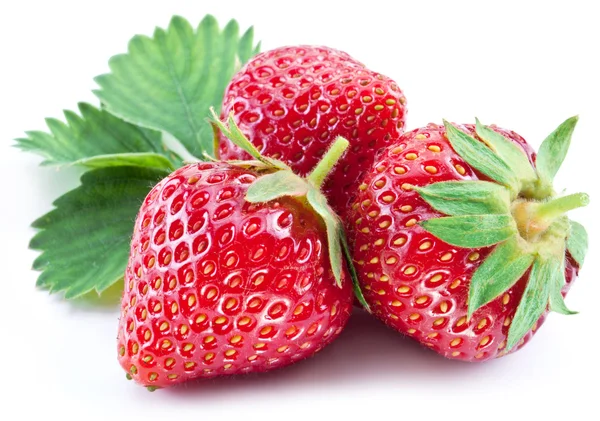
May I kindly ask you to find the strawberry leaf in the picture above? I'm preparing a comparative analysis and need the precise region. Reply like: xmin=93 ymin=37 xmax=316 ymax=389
xmin=566 ymin=219 xmax=588 ymax=267
xmin=475 ymin=118 xmax=537 ymax=184
xmin=245 ymin=171 xmax=309 ymax=203
xmin=306 ymin=187 xmax=344 ymax=287
xmin=536 ymin=116 xmax=578 ymax=184
xmin=30 ymin=166 xmax=168 ymax=299
xmin=94 ymin=15 xmax=260 ymax=159
xmin=506 ymin=257 xmax=555 ymax=351
xmin=443 ymin=121 xmax=519 ymax=195
xmin=467 ymin=238 xmax=534 ymax=319
xmin=14 ymin=103 xmax=180 ymax=169
xmin=419 ymin=214 xmax=517 ymax=248
xmin=413 ymin=180 xmax=511 ymax=216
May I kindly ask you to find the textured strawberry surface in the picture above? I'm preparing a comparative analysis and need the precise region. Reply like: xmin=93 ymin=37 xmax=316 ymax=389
xmin=117 ymin=162 xmax=353 ymax=387
xmin=217 ymin=45 xmax=407 ymax=217
xmin=346 ymin=124 xmax=578 ymax=361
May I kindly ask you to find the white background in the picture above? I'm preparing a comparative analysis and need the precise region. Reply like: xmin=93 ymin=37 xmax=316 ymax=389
xmin=1 ymin=1 xmax=598 ymax=420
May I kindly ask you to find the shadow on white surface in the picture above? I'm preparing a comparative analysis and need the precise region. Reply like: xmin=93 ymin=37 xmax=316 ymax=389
xmin=160 ymin=308 xmax=493 ymax=399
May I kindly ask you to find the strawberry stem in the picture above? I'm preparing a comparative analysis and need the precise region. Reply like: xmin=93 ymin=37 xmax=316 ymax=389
xmin=513 ymin=192 xmax=589 ymax=241
xmin=307 ymin=137 xmax=349 ymax=189
xmin=534 ymin=193 xmax=589 ymax=221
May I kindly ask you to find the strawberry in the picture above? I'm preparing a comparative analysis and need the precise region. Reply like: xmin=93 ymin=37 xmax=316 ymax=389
xmin=117 ymin=117 xmax=358 ymax=389
xmin=347 ymin=118 xmax=589 ymax=361
xmin=217 ymin=45 xmax=407 ymax=217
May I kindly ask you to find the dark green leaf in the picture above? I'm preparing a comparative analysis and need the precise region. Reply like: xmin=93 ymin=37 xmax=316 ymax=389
xmin=506 ymin=257 xmax=553 ymax=351
xmin=567 ymin=219 xmax=588 ymax=267
xmin=536 ymin=116 xmax=578 ymax=183
xmin=14 ymin=103 xmax=180 ymax=169
xmin=467 ymin=239 xmax=534 ymax=318
xmin=30 ymin=166 xmax=168 ymax=299
xmin=245 ymin=171 xmax=309 ymax=203
xmin=444 ymin=121 xmax=519 ymax=194
xmin=420 ymin=214 xmax=517 ymax=248
xmin=475 ymin=118 xmax=537 ymax=183
xmin=94 ymin=15 xmax=260 ymax=158
xmin=306 ymin=187 xmax=343 ymax=287
xmin=414 ymin=180 xmax=511 ymax=216
xmin=237 ymin=26 xmax=259 ymax=68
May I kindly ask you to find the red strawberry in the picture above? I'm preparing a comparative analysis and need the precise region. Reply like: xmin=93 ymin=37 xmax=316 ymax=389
xmin=217 ymin=45 xmax=407 ymax=217
xmin=117 ymin=126 xmax=356 ymax=389
xmin=347 ymin=118 xmax=588 ymax=361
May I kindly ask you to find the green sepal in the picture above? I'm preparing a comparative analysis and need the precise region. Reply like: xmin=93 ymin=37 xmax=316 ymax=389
xmin=30 ymin=166 xmax=168 ymax=299
xmin=212 ymin=112 xmax=348 ymax=288
xmin=467 ymin=238 xmax=534 ymax=319
xmin=210 ymin=109 xmax=291 ymax=171
xmin=443 ymin=121 xmax=519 ymax=195
xmin=419 ymin=214 xmax=517 ymax=248
xmin=413 ymin=180 xmax=511 ymax=216
xmin=14 ymin=103 xmax=181 ymax=169
xmin=475 ymin=118 xmax=537 ymax=184
xmin=536 ymin=116 xmax=579 ymax=184
xmin=506 ymin=257 xmax=555 ymax=351
xmin=549 ymin=276 xmax=578 ymax=316
xmin=306 ymin=188 xmax=344 ymax=287
xmin=245 ymin=170 xmax=309 ymax=203
xmin=340 ymin=232 xmax=371 ymax=312
xmin=94 ymin=15 xmax=260 ymax=158
xmin=220 ymin=159 xmax=273 ymax=170
xmin=566 ymin=219 xmax=588 ymax=267
xmin=546 ymin=251 xmax=578 ymax=315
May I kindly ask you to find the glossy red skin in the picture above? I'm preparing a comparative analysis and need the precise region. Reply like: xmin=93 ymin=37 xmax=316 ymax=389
xmin=347 ymin=123 xmax=578 ymax=361
xmin=217 ymin=45 xmax=407 ymax=218
xmin=117 ymin=162 xmax=353 ymax=387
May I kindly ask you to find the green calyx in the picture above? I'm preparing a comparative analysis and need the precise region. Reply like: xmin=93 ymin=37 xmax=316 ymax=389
xmin=211 ymin=112 xmax=370 ymax=311
xmin=416 ymin=117 xmax=589 ymax=352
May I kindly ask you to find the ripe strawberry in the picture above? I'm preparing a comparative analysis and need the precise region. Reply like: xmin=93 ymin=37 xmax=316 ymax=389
xmin=217 ymin=45 xmax=407 ymax=217
xmin=117 ymin=126 xmax=356 ymax=389
xmin=347 ymin=118 xmax=588 ymax=361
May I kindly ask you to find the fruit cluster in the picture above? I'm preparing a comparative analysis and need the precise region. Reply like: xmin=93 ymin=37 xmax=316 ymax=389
xmin=17 ymin=16 xmax=588 ymax=392
xmin=116 ymin=45 xmax=588 ymax=389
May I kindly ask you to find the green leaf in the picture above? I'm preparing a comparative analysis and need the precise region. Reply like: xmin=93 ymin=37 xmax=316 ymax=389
xmin=340 ymin=231 xmax=371 ymax=312
xmin=419 ymin=214 xmax=517 ymax=248
xmin=306 ymin=187 xmax=344 ymax=287
xmin=245 ymin=171 xmax=309 ymax=203
xmin=443 ymin=121 xmax=519 ymax=194
xmin=94 ymin=15 xmax=260 ymax=158
xmin=467 ymin=239 xmax=534 ymax=318
xmin=566 ymin=219 xmax=588 ymax=267
xmin=210 ymin=109 xmax=291 ymax=171
xmin=30 ymin=166 xmax=168 ymax=299
xmin=14 ymin=103 xmax=180 ymax=169
xmin=414 ymin=180 xmax=511 ymax=216
xmin=506 ymin=257 xmax=558 ymax=351
xmin=475 ymin=118 xmax=538 ymax=183
xmin=536 ymin=116 xmax=578 ymax=183
xmin=237 ymin=26 xmax=261 ymax=66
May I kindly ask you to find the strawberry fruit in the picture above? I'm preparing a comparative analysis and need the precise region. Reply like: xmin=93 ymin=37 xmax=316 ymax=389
xmin=117 ymin=117 xmax=360 ymax=389
xmin=347 ymin=118 xmax=588 ymax=361
xmin=217 ymin=45 xmax=407 ymax=217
